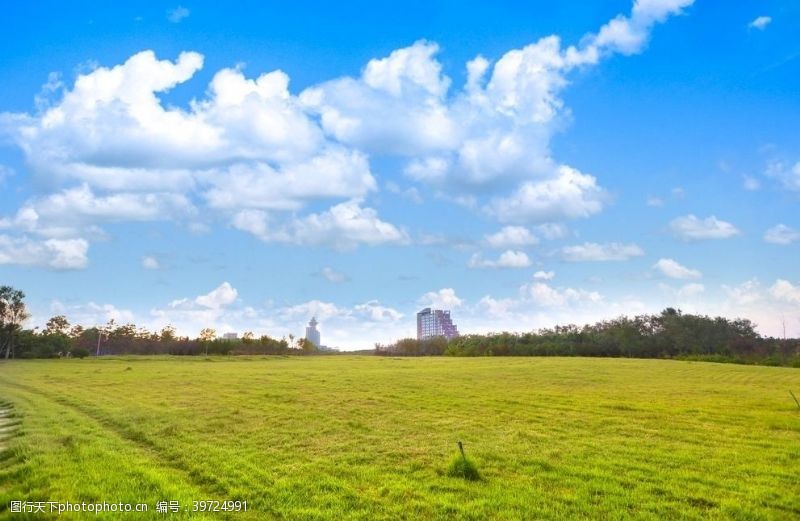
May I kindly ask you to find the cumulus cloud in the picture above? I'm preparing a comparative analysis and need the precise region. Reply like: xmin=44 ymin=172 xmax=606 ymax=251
xmin=763 ymin=224 xmax=800 ymax=245
xmin=561 ymin=242 xmax=644 ymax=262
xmin=468 ymin=250 xmax=532 ymax=269
xmin=486 ymin=166 xmax=606 ymax=224
xmin=194 ymin=282 xmax=238 ymax=309
xmin=669 ymin=215 xmax=740 ymax=241
xmin=748 ymin=16 xmax=771 ymax=30
xmin=419 ymin=288 xmax=463 ymax=309
xmin=0 ymin=1 xmax=694 ymax=266
xmin=232 ymin=200 xmax=409 ymax=250
xmin=484 ymin=226 xmax=539 ymax=248
xmin=653 ymin=258 xmax=701 ymax=279
xmin=522 ymin=281 xmax=602 ymax=308
xmin=533 ymin=270 xmax=555 ymax=280
xmin=0 ymin=235 xmax=88 ymax=270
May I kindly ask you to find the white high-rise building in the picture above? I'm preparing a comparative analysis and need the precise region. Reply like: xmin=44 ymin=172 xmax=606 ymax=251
xmin=305 ymin=317 xmax=321 ymax=347
xmin=416 ymin=308 xmax=459 ymax=340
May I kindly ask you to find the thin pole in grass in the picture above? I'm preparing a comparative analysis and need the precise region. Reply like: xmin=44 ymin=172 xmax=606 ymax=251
xmin=790 ymin=391 xmax=800 ymax=411
xmin=458 ymin=440 xmax=465 ymax=460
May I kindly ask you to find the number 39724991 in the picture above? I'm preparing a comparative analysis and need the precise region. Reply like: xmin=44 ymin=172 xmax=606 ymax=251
xmin=192 ymin=500 xmax=247 ymax=512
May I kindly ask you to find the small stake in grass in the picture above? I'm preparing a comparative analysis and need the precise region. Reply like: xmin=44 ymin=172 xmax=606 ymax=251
xmin=447 ymin=441 xmax=481 ymax=481
xmin=790 ymin=391 xmax=800 ymax=411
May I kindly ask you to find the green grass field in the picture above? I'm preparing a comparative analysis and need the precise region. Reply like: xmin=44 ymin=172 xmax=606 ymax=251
xmin=1 ymin=356 xmax=799 ymax=520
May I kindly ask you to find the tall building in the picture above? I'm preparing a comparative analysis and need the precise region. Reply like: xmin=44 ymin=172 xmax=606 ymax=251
xmin=416 ymin=308 xmax=459 ymax=340
xmin=305 ymin=317 xmax=321 ymax=347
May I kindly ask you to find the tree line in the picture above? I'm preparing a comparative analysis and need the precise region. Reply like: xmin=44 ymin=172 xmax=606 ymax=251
xmin=0 ymin=286 xmax=318 ymax=359
xmin=375 ymin=308 xmax=800 ymax=367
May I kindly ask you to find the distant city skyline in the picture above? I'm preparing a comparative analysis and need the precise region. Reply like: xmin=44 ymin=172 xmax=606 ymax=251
xmin=1 ymin=1 xmax=799 ymax=349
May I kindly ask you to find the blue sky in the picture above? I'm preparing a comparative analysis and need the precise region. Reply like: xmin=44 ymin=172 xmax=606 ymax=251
xmin=1 ymin=1 xmax=799 ymax=348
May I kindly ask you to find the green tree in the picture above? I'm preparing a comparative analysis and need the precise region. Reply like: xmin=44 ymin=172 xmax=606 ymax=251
xmin=160 ymin=325 xmax=177 ymax=342
xmin=1 ymin=286 xmax=29 ymax=359
xmin=44 ymin=315 xmax=71 ymax=336
xmin=199 ymin=328 xmax=216 ymax=356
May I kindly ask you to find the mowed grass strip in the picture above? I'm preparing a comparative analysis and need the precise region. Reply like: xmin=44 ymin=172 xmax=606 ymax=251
xmin=0 ymin=357 xmax=799 ymax=520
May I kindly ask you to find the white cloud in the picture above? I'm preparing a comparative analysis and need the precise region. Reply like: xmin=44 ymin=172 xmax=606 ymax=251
xmin=142 ymin=256 xmax=160 ymax=270
xmin=486 ymin=166 xmax=606 ymax=224
xmin=592 ymin=0 xmax=694 ymax=55
xmin=765 ymin=160 xmax=800 ymax=191
xmin=669 ymin=215 xmax=740 ymax=241
xmin=561 ymin=242 xmax=644 ymax=262
xmin=748 ymin=16 xmax=772 ymax=30
xmin=468 ymin=250 xmax=532 ymax=269
xmin=0 ymin=1 xmax=694 ymax=266
xmin=533 ymin=270 xmax=555 ymax=280
xmin=522 ymin=281 xmax=602 ymax=308
xmin=484 ymin=226 xmax=539 ymax=248
xmin=353 ymin=300 xmax=404 ymax=322
xmin=232 ymin=200 xmax=408 ymax=251
xmin=194 ymin=282 xmax=238 ymax=309
xmin=321 ymin=267 xmax=348 ymax=283
xmin=419 ymin=288 xmax=463 ymax=309
xmin=764 ymin=224 xmax=800 ymax=245
xmin=167 ymin=6 xmax=190 ymax=23
xmin=0 ymin=235 xmax=88 ymax=270
xmin=1 ymin=184 xmax=195 ymax=238
xmin=51 ymin=301 xmax=136 ymax=326
xmin=646 ymin=196 xmax=664 ymax=207
xmin=653 ymin=258 xmax=701 ymax=280
xmin=769 ymin=279 xmax=800 ymax=304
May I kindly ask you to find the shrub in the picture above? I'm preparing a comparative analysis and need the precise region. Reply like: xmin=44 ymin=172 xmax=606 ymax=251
xmin=71 ymin=347 xmax=90 ymax=359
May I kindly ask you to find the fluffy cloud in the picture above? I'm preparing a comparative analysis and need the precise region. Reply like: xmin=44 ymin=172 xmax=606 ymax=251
xmin=468 ymin=250 xmax=532 ymax=269
xmin=232 ymin=200 xmax=409 ymax=250
xmin=194 ymin=282 xmax=238 ymax=309
xmin=419 ymin=288 xmax=463 ymax=309
xmin=522 ymin=281 xmax=602 ymax=308
xmin=653 ymin=258 xmax=701 ymax=279
xmin=669 ymin=215 xmax=740 ymax=241
xmin=763 ymin=224 xmax=800 ymax=245
xmin=748 ymin=16 xmax=772 ymax=30
xmin=486 ymin=166 xmax=606 ymax=224
xmin=0 ymin=0 xmax=694 ymax=267
xmin=484 ymin=226 xmax=539 ymax=248
xmin=533 ymin=270 xmax=555 ymax=281
xmin=0 ymin=235 xmax=88 ymax=270
xmin=769 ymin=279 xmax=800 ymax=304
xmin=561 ymin=242 xmax=644 ymax=262
xmin=1 ymin=184 xmax=194 ymax=238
